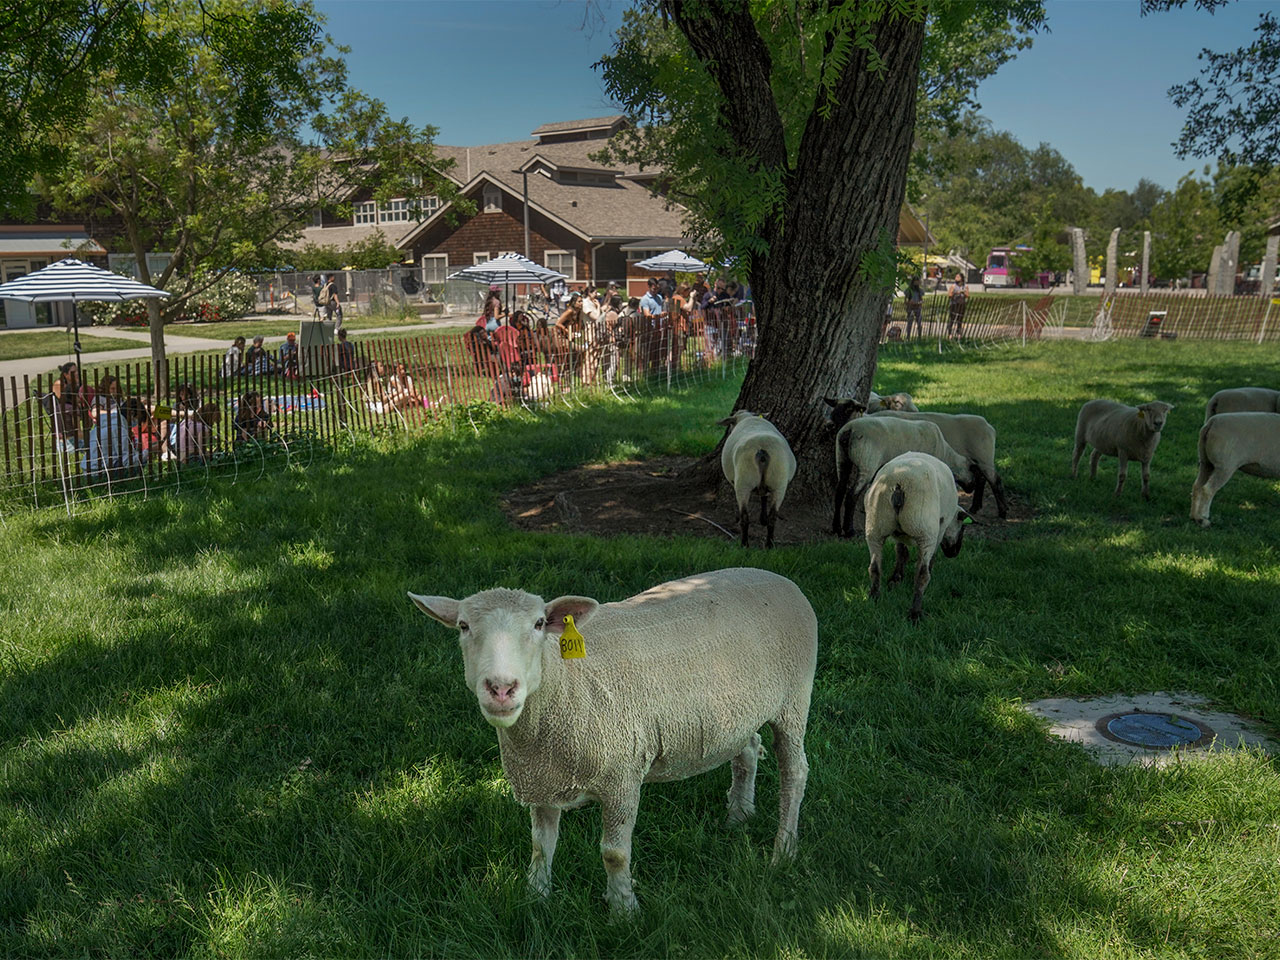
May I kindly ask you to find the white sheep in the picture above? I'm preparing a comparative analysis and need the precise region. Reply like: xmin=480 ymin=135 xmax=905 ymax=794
xmin=408 ymin=567 xmax=818 ymax=914
xmin=1191 ymin=412 xmax=1280 ymax=526
xmin=832 ymin=415 xmax=978 ymax=537
xmin=1204 ymin=387 xmax=1280 ymax=422
xmin=717 ymin=410 xmax=797 ymax=548
xmin=1072 ymin=399 xmax=1173 ymax=500
xmin=864 ymin=452 xmax=972 ymax=622
xmin=869 ymin=410 xmax=1008 ymax=518
xmin=866 ymin=390 xmax=919 ymax=413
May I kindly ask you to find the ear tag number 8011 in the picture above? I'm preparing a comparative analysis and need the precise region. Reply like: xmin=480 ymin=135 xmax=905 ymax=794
xmin=559 ymin=615 xmax=586 ymax=659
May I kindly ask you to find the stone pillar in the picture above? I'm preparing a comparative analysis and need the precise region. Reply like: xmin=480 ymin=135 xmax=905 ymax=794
xmin=1207 ymin=243 xmax=1224 ymax=294
xmin=1141 ymin=231 xmax=1151 ymax=295
xmin=1223 ymin=230 xmax=1241 ymax=295
xmin=1261 ymin=233 xmax=1279 ymax=301
xmin=1071 ymin=227 xmax=1088 ymax=295
xmin=1103 ymin=227 xmax=1120 ymax=297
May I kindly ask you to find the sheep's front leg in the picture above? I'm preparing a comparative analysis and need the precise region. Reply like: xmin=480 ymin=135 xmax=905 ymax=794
xmin=600 ymin=788 xmax=641 ymax=915
xmin=528 ymin=805 xmax=562 ymax=898
xmin=1140 ymin=458 xmax=1152 ymax=500
xmin=1114 ymin=453 xmax=1128 ymax=496
xmin=970 ymin=469 xmax=987 ymax=514
xmin=727 ymin=733 xmax=762 ymax=824
xmin=1089 ymin=449 xmax=1102 ymax=479
xmin=1071 ymin=439 xmax=1086 ymax=477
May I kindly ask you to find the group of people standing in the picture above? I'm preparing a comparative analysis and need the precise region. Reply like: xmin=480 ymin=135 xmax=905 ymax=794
xmin=884 ymin=272 xmax=970 ymax=342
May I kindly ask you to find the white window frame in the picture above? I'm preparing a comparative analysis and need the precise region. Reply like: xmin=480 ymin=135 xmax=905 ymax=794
xmin=353 ymin=201 xmax=377 ymax=225
xmin=482 ymin=184 xmax=502 ymax=213
xmin=416 ymin=195 xmax=439 ymax=218
xmin=420 ymin=254 xmax=448 ymax=284
xmin=379 ymin=198 xmax=410 ymax=223
xmin=473 ymin=251 xmax=490 ymax=265
xmin=545 ymin=249 xmax=576 ymax=281
xmin=309 ymin=208 xmax=323 ymax=227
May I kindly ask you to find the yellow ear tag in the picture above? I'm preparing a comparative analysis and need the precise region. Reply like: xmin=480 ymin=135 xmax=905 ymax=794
xmin=558 ymin=615 xmax=586 ymax=660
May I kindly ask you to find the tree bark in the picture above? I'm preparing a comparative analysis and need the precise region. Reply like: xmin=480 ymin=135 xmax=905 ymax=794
xmin=668 ymin=5 xmax=927 ymax=498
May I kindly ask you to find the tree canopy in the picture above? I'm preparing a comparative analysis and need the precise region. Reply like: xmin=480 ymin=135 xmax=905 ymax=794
xmin=35 ymin=0 xmax=462 ymax=377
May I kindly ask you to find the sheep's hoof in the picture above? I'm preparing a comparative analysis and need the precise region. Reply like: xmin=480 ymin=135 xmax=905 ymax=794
xmin=726 ymin=803 xmax=755 ymax=826
xmin=908 ymin=610 xmax=923 ymax=624
xmin=607 ymin=895 xmax=640 ymax=917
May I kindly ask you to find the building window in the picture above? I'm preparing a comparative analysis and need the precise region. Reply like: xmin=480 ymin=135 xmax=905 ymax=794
xmin=473 ymin=251 xmax=490 ymax=265
xmin=309 ymin=208 xmax=323 ymax=227
xmin=420 ymin=254 xmax=448 ymax=284
xmin=483 ymin=185 xmax=502 ymax=213
xmin=354 ymin=201 xmax=377 ymax=225
xmin=417 ymin=195 xmax=439 ymax=218
xmin=379 ymin=199 xmax=409 ymax=223
xmin=545 ymin=250 xmax=576 ymax=280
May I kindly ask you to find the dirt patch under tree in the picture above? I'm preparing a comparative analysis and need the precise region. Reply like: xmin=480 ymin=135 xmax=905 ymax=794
xmin=502 ymin=456 xmax=1031 ymax=546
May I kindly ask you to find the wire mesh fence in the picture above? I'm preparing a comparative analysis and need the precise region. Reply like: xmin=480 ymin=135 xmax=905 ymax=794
xmin=1088 ymin=292 xmax=1280 ymax=342
xmin=0 ymin=303 xmax=759 ymax=514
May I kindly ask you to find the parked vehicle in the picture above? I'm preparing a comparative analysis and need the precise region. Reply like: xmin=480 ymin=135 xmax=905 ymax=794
xmin=982 ymin=247 xmax=1023 ymax=288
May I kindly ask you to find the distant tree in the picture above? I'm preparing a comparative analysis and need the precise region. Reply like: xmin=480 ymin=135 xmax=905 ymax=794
xmin=40 ymin=0 xmax=461 ymax=382
xmin=1147 ymin=172 xmax=1220 ymax=281
xmin=289 ymin=233 xmax=402 ymax=272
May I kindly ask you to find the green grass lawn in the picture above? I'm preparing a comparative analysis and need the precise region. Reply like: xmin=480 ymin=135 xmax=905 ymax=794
xmin=157 ymin=312 xmax=459 ymax=343
xmin=2 ymin=339 xmax=1279 ymax=957
xmin=0 ymin=330 xmax=149 ymax=362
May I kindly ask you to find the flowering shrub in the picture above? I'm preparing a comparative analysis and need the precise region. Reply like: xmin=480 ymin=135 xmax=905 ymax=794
xmin=80 ymin=269 xmax=257 ymax=325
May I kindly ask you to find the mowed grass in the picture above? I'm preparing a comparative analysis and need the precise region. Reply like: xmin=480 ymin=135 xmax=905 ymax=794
xmin=2 ymin=339 xmax=1279 ymax=958
xmin=0 ymin=330 xmax=150 ymax=362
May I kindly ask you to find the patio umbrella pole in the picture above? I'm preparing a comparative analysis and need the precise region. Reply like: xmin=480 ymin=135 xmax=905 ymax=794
xmin=71 ymin=299 xmax=82 ymax=369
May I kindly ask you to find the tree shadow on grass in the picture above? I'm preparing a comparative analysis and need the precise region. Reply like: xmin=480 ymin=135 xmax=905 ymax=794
xmin=4 ymin=375 xmax=1279 ymax=957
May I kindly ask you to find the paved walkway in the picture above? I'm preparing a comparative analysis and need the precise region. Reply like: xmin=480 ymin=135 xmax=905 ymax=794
xmin=0 ymin=318 xmax=474 ymax=384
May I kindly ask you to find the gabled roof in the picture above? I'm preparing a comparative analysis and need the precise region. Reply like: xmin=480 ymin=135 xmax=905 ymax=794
xmin=531 ymin=115 xmax=627 ymax=139
xmin=397 ymin=132 xmax=688 ymax=249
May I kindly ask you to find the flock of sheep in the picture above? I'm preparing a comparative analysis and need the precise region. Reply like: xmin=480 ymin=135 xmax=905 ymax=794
xmin=406 ymin=384 xmax=1277 ymax=915
xmin=720 ymin=384 xmax=1280 ymax=619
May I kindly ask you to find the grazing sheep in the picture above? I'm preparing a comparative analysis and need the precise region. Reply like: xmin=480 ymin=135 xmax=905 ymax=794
xmin=1191 ymin=412 xmax=1280 ymax=526
xmin=868 ymin=409 xmax=1008 ymax=518
xmin=1072 ymin=399 xmax=1173 ymax=500
xmin=717 ymin=410 xmax=797 ymax=548
xmin=1204 ymin=387 xmax=1280 ymax=422
xmin=867 ymin=390 xmax=919 ymax=413
xmin=864 ymin=452 xmax=972 ymax=622
xmin=832 ymin=415 xmax=977 ymax=537
xmin=408 ymin=567 xmax=818 ymax=914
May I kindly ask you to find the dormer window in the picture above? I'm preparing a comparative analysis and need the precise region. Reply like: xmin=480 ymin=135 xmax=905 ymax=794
xmin=483 ymin=185 xmax=501 ymax=213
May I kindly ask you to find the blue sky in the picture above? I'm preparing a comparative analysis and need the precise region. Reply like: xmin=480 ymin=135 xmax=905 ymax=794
xmin=315 ymin=0 xmax=1270 ymax=194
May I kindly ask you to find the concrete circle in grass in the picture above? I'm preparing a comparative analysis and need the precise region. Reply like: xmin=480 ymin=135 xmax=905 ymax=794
xmin=1096 ymin=711 xmax=1215 ymax=750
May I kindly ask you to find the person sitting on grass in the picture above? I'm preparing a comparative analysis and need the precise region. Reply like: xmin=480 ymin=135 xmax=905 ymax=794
xmin=244 ymin=335 xmax=277 ymax=375
xmin=172 ymin=402 xmax=220 ymax=464
xmin=386 ymin=361 xmax=422 ymax=411
xmin=279 ymin=332 xmax=299 ymax=378
xmin=336 ymin=327 xmax=357 ymax=374
xmin=122 ymin=397 xmax=163 ymax=464
xmin=233 ymin=391 xmax=272 ymax=442
xmin=222 ymin=336 xmax=246 ymax=378
xmin=81 ymin=383 xmax=138 ymax=477
xmin=364 ymin=360 xmax=392 ymax=414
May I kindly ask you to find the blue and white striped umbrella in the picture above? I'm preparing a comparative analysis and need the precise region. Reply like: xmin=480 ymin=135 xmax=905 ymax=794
xmin=0 ymin=257 xmax=170 ymax=302
xmin=634 ymin=250 xmax=708 ymax=273
xmin=448 ymin=253 xmax=566 ymax=285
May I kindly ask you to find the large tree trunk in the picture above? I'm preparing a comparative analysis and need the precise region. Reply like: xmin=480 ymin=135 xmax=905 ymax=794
xmin=671 ymin=4 xmax=926 ymax=498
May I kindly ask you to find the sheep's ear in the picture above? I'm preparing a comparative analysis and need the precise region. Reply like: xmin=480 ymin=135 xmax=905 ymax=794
xmin=822 ymin=396 xmax=839 ymax=407
xmin=408 ymin=593 xmax=460 ymax=627
xmin=849 ymin=400 xmax=867 ymax=412
xmin=1137 ymin=408 xmax=1145 ymax=419
xmin=715 ymin=416 xmax=735 ymax=427
xmin=544 ymin=596 xmax=599 ymax=633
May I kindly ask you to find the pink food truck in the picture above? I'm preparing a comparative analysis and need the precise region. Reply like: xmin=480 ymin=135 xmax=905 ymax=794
xmin=982 ymin=247 xmax=1024 ymax=288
